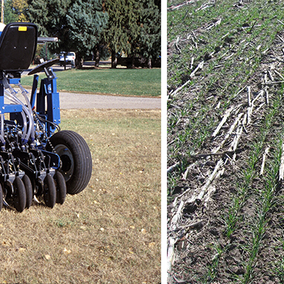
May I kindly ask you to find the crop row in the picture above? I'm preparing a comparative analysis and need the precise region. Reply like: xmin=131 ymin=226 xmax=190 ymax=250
xmin=168 ymin=0 xmax=284 ymax=195
xmin=168 ymin=1 xmax=284 ymax=283
xmin=202 ymin=92 xmax=284 ymax=283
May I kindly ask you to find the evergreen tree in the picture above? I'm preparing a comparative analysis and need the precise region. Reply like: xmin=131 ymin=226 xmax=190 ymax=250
xmin=138 ymin=0 xmax=161 ymax=68
xmin=26 ymin=0 xmax=160 ymax=68
xmin=26 ymin=0 xmax=71 ymax=41
xmin=66 ymin=0 xmax=108 ymax=67
xmin=104 ymin=0 xmax=138 ymax=68
xmin=26 ymin=0 xmax=108 ymax=68
xmin=104 ymin=0 xmax=160 ymax=68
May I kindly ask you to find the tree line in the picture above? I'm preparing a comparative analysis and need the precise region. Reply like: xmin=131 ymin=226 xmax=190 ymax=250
xmin=3 ymin=0 xmax=161 ymax=68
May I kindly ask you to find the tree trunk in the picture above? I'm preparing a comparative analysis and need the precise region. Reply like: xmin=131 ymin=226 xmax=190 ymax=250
xmin=94 ymin=44 xmax=100 ymax=67
xmin=64 ymin=53 xmax=67 ymax=70
xmin=111 ymin=50 xmax=117 ymax=68
xmin=147 ymin=58 xmax=152 ymax=69
xmin=75 ymin=54 xmax=83 ymax=69
xmin=130 ymin=55 xmax=135 ymax=69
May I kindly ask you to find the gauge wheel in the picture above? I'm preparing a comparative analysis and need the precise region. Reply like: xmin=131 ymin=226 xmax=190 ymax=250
xmin=48 ymin=130 xmax=92 ymax=195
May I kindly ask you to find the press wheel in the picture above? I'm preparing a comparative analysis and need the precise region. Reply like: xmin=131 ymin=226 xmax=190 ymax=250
xmin=44 ymin=174 xmax=56 ymax=208
xmin=14 ymin=177 xmax=26 ymax=212
xmin=54 ymin=171 xmax=66 ymax=204
xmin=22 ymin=175 xmax=33 ymax=209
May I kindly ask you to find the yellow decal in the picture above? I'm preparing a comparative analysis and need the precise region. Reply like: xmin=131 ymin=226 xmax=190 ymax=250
xmin=18 ymin=26 xmax=27 ymax=32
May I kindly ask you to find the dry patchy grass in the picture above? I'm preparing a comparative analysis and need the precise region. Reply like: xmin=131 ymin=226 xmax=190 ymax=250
xmin=0 ymin=109 xmax=161 ymax=284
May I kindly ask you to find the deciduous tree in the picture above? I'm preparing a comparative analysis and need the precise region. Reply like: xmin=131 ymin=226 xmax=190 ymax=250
xmin=3 ymin=0 xmax=28 ymax=23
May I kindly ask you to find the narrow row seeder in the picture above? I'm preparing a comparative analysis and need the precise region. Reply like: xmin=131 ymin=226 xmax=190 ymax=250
xmin=0 ymin=22 xmax=92 ymax=212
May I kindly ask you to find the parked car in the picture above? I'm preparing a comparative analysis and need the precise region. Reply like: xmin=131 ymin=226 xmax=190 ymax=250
xmin=59 ymin=52 xmax=76 ymax=66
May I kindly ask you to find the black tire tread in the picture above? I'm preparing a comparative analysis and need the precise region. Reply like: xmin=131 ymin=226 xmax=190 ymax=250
xmin=54 ymin=171 xmax=66 ymax=204
xmin=22 ymin=175 xmax=33 ymax=209
xmin=44 ymin=174 xmax=56 ymax=208
xmin=49 ymin=130 xmax=92 ymax=195
xmin=14 ymin=177 xmax=26 ymax=212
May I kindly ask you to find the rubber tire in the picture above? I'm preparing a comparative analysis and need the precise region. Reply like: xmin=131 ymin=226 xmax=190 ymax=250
xmin=44 ymin=174 xmax=56 ymax=208
xmin=14 ymin=177 xmax=26 ymax=212
xmin=22 ymin=175 xmax=33 ymax=209
xmin=54 ymin=171 xmax=66 ymax=204
xmin=48 ymin=130 xmax=92 ymax=195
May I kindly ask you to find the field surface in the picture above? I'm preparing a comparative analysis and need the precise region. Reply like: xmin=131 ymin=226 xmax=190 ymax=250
xmin=168 ymin=0 xmax=284 ymax=283
xmin=0 ymin=109 xmax=161 ymax=283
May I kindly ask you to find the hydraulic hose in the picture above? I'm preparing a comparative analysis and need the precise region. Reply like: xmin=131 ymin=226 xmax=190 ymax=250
xmin=2 ymin=78 xmax=35 ymax=144
xmin=4 ymin=90 xmax=31 ymax=144
xmin=17 ymin=83 xmax=35 ymax=141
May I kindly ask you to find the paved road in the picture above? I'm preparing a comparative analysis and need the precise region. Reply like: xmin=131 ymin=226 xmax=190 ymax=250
xmin=59 ymin=92 xmax=161 ymax=109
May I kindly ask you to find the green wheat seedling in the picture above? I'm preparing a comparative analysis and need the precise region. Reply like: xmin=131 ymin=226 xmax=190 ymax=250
xmin=275 ymin=241 xmax=284 ymax=282
xmin=201 ymin=96 xmax=282 ymax=281
xmin=168 ymin=1 xmax=284 ymax=90
xmin=168 ymin=0 xmax=284 ymax=282
xmin=199 ymin=243 xmax=224 ymax=283
xmin=223 ymin=105 xmax=275 ymax=238
xmin=202 ymin=116 xmax=273 ymax=281
xmin=168 ymin=4 xmax=284 ymax=189
xmin=242 ymin=178 xmax=278 ymax=283
xmin=242 ymin=122 xmax=284 ymax=283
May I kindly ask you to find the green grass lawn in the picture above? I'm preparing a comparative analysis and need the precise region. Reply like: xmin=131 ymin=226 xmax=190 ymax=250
xmin=21 ymin=67 xmax=161 ymax=97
